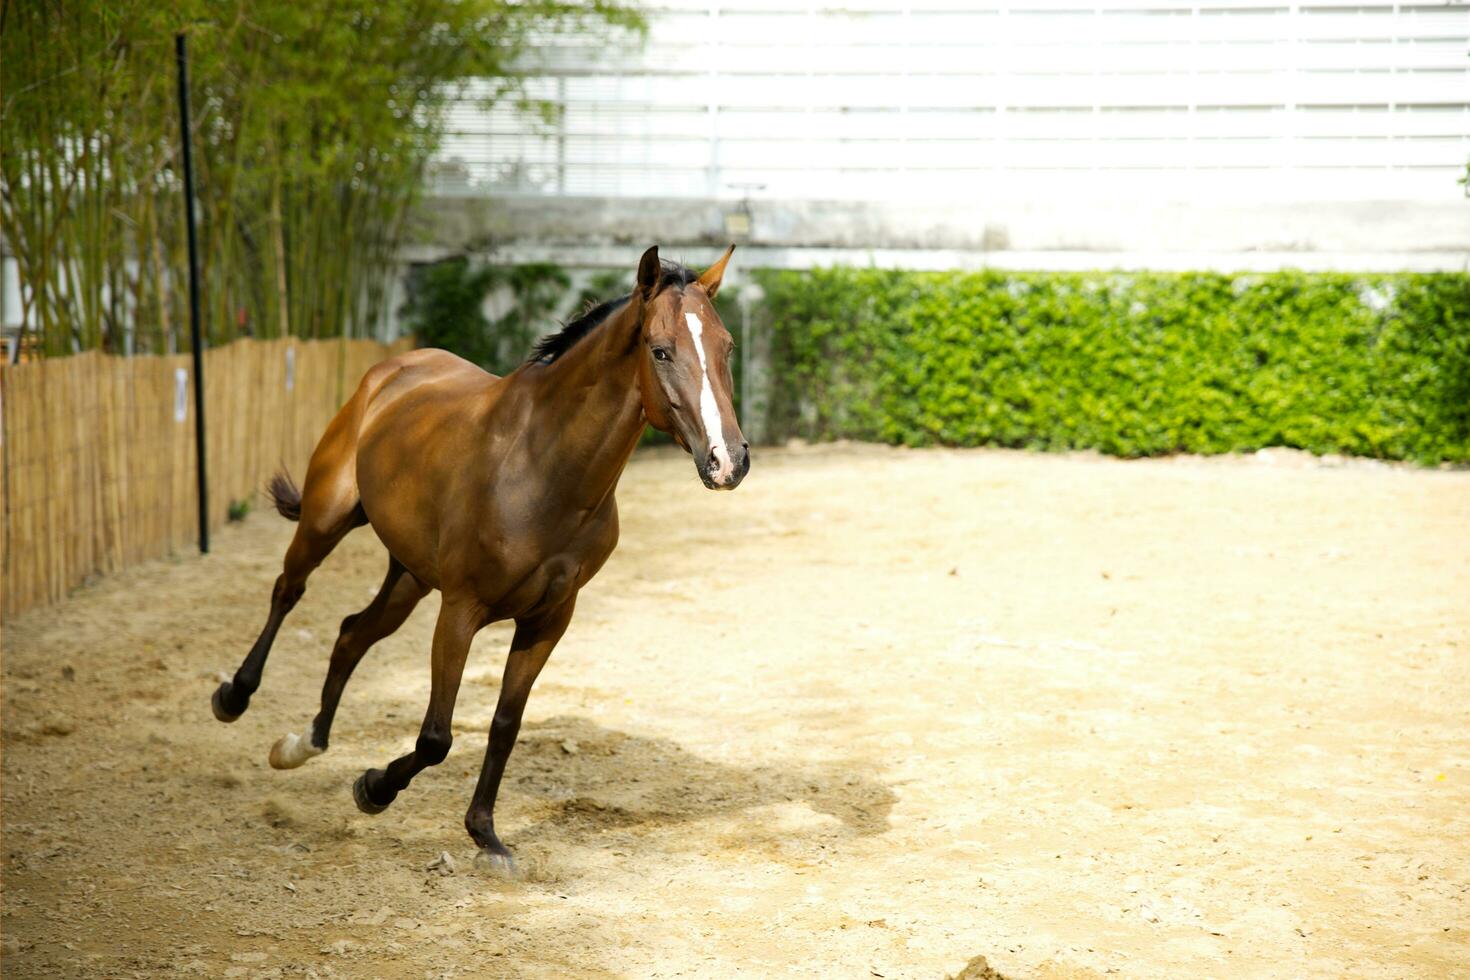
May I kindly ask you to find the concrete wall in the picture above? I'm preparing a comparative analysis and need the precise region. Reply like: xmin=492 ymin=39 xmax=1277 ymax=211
xmin=407 ymin=194 xmax=1470 ymax=274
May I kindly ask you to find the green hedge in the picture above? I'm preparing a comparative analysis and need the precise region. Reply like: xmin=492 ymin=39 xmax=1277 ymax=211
xmin=750 ymin=269 xmax=1470 ymax=464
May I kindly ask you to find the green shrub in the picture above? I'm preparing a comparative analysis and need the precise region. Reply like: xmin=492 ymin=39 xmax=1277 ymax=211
xmin=750 ymin=268 xmax=1470 ymax=464
xmin=400 ymin=258 xmax=570 ymax=376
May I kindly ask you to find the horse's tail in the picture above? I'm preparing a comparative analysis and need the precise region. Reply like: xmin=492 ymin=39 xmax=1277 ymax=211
xmin=266 ymin=468 xmax=302 ymax=522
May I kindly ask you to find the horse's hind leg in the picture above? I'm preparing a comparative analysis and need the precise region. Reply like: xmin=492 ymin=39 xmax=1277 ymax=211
xmin=268 ymin=557 xmax=429 ymax=768
xmin=211 ymin=472 xmax=365 ymax=723
xmin=352 ymin=594 xmax=486 ymax=815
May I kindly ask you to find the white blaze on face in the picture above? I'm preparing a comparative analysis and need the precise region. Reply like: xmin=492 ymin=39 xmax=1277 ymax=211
xmin=684 ymin=311 xmax=733 ymax=483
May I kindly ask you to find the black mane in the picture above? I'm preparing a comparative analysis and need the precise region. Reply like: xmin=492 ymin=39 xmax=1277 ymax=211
xmin=527 ymin=261 xmax=700 ymax=364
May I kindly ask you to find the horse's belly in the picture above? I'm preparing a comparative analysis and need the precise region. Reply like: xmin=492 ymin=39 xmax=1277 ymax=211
xmin=356 ymin=448 xmax=450 ymax=589
xmin=367 ymin=512 xmax=442 ymax=589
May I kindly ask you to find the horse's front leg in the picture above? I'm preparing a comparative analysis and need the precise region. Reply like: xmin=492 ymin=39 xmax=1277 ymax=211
xmin=466 ymin=597 xmax=576 ymax=872
xmin=353 ymin=594 xmax=485 ymax=813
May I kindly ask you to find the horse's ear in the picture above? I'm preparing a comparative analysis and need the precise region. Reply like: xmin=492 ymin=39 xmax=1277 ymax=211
xmin=636 ymin=245 xmax=661 ymax=300
xmin=697 ymin=244 xmax=736 ymax=298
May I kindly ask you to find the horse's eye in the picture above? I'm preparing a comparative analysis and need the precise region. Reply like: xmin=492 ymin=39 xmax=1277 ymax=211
xmin=652 ymin=347 xmax=671 ymax=362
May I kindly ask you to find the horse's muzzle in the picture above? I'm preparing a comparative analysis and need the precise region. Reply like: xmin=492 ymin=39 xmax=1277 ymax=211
xmin=698 ymin=442 xmax=750 ymax=491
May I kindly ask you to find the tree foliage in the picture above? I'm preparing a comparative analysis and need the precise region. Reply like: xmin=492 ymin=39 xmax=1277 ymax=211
xmin=399 ymin=257 xmax=572 ymax=376
xmin=0 ymin=0 xmax=641 ymax=359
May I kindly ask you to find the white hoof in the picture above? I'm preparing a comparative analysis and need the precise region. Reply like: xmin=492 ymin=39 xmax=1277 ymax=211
xmin=268 ymin=731 xmax=323 ymax=770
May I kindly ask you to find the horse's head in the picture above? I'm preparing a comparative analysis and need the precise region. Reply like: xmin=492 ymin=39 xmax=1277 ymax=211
xmin=632 ymin=245 xmax=750 ymax=491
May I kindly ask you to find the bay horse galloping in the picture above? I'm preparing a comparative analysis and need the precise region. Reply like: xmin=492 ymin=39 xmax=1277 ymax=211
xmin=211 ymin=245 xmax=749 ymax=869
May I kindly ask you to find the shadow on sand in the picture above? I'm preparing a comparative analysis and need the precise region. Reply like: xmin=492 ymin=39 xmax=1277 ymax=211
xmin=496 ymin=715 xmax=896 ymax=849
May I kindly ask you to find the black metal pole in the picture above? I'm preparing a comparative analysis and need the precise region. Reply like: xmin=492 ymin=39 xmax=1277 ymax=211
xmin=176 ymin=32 xmax=209 ymax=553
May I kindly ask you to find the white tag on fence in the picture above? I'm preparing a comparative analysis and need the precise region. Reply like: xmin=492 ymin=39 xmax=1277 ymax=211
xmin=174 ymin=368 xmax=189 ymax=422
xmin=285 ymin=347 xmax=296 ymax=391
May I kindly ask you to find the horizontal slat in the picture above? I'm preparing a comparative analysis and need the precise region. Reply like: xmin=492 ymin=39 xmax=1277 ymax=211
xmin=429 ymin=161 xmax=1467 ymax=203
xmin=446 ymin=104 xmax=1470 ymax=140
xmin=629 ymin=1 xmax=1429 ymax=12
xmin=447 ymin=131 xmax=1468 ymax=168
xmin=540 ymin=71 xmax=1469 ymax=109
xmin=534 ymin=38 xmax=1470 ymax=75
xmin=522 ymin=12 xmax=1468 ymax=54
xmin=616 ymin=8 xmax=1470 ymax=46
xmin=1300 ymin=39 xmax=1470 ymax=70
xmin=1298 ymin=104 xmax=1470 ymax=136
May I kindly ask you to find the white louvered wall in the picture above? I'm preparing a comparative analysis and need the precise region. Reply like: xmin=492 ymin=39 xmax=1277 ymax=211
xmin=432 ymin=1 xmax=1470 ymax=203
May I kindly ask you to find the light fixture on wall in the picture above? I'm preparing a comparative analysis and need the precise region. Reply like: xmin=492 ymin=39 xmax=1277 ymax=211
xmin=723 ymin=210 xmax=752 ymax=239
xmin=723 ymin=183 xmax=764 ymax=241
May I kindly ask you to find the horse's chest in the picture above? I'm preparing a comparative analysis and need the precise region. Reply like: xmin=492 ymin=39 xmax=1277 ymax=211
xmin=481 ymin=509 xmax=618 ymax=619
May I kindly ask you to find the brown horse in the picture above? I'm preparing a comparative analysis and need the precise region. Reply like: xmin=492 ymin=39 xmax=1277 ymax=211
xmin=211 ymin=245 xmax=748 ymax=869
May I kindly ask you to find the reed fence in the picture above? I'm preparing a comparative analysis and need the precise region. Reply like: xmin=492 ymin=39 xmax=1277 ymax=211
xmin=1 ymin=336 xmax=413 ymax=621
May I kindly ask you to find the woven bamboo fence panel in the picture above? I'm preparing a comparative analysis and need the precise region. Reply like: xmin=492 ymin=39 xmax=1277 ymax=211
xmin=1 ymin=337 xmax=413 ymax=621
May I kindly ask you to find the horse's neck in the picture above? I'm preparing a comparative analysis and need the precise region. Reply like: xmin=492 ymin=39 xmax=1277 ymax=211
xmin=520 ymin=308 xmax=646 ymax=504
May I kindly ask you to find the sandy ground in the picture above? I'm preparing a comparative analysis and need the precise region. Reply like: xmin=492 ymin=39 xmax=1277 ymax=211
xmin=3 ymin=443 xmax=1468 ymax=979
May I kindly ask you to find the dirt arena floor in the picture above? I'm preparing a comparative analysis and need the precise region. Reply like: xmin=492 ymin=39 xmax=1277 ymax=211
xmin=3 ymin=443 xmax=1467 ymax=979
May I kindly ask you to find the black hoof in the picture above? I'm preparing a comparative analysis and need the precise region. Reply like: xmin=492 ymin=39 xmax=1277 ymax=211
xmin=353 ymin=772 xmax=390 ymax=815
xmin=473 ymin=847 xmax=519 ymax=878
xmin=211 ymin=682 xmax=245 ymax=723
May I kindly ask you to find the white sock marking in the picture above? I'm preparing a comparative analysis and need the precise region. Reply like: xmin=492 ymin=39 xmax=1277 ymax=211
xmin=684 ymin=312 xmax=733 ymax=483
xmin=270 ymin=723 xmax=324 ymax=769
